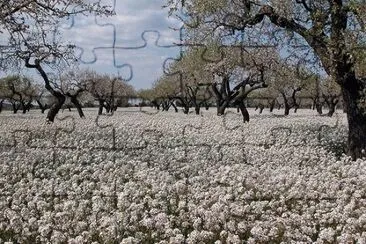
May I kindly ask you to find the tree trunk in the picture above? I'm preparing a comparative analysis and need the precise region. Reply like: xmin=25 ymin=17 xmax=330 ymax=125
xmin=195 ymin=106 xmax=200 ymax=115
xmin=162 ymin=101 xmax=170 ymax=111
xmin=328 ymin=103 xmax=336 ymax=117
xmin=217 ymin=105 xmax=226 ymax=116
xmin=162 ymin=101 xmax=167 ymax=111
xmin=237 ymin=100 xmax=250 ymax=123
xmin=0 ymin=100 xmax=3 ymax=113
xmin=282 ymin=94 xmax=290 ymax=116
xmin=12 ymin=103 xmax=20 ymax=114
xmin=47 ymin=95 xmax=66 ymax=122
xmin=269 ymin=99 xmax=275 ymax=112
xmin=316 ymin=102 xmax=323 ymax=115
xmin=183 ymin=105 xmax=189 ymax=114
xmin=205 ymin=103 xmax=209 ymax=110
xmin=259 ymin=105 xmax=264 ymax=114
xmin=24 ymin=59 xmax=67 ymax=122
xmin=171 ymin=102 xmax=178 ymax=112
xmin=70 ymin=96 xmax=85 ymax=118
xmin=284 ymin=103 xmax=290 ymax=116
xmin=37 ymin=100 xmax=47 ymax=113
xmin=104 ymin=103 xmax=111 ymax=113
xmin=98 ymin=100 xmax=104 ymax=115
xmin=25 ymin=101 xmax=32 ymax=112
xmin=342 ymin=77 xmax=366 ymax=160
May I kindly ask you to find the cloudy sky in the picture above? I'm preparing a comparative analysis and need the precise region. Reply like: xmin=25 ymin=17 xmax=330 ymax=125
xmin=61 ymin=0 xmax=182 ymax=90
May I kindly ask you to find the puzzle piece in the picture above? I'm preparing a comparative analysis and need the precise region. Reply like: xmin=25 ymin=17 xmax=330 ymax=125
xmin=61 ymin=0 xmax=184 ymax=85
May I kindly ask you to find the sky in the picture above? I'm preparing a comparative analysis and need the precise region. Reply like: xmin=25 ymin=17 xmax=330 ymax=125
xmin=60 ymin=0 xmax=183 ymax=90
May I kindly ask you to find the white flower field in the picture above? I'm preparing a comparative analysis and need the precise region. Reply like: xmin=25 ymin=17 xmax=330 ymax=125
xmin=1 ymin=108 xmax=366 ymax=243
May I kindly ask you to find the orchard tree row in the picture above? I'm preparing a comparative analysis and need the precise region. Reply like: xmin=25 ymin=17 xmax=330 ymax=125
xmin=140 ymin=44 xmax=342 ymax=120
xmin=0 ymin=69 xmax=135 ymax=118
xmin=163 ymin=0 xmax=366 ymax=160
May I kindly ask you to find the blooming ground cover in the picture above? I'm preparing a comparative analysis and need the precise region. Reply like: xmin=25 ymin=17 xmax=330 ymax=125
xmin=0 ymin=108 xmax=366 ymax=243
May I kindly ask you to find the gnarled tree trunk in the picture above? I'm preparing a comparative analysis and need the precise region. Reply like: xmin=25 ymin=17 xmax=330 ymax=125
xmin=284 ymin=103 xmax=290 ymax=116
xmin=316 ymin=99 xmax=323 ymax=115
xmin=236 ymin=100 xmax=250 ymax=123
xmin=269 ymin=99 xmax=275 ymax=112
xmin=47 ymin=94 xmax=65 ymax=122
xmin=69 ymin=96 xmax=85 ymax=118
xmin=195 ymin=106 xmax=200 ymax=115
xmin=36 ymin=100 xmax=48 ymax=114
xmin=171 ymin=102 xmax=178 ymax=112
xmin=98 ymin=99 xmax=105 ymax=115
xmin=25 ymin=58 xmax=65 ymax=122
xmin=342 ymin=76 xmax=366 ymax=160
xmin=12 ymin=102 xmax=20 ymax=114
xmin=22 ymin=101 xmax=32 ymax=114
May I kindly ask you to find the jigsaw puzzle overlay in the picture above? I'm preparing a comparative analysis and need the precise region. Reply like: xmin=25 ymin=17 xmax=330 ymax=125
xmin=1 ymin=1 xmax=366 ymax=243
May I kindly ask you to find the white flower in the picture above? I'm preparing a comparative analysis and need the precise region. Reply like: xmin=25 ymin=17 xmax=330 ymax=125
xmin=319 ymin=227 xmax=336 ymax=242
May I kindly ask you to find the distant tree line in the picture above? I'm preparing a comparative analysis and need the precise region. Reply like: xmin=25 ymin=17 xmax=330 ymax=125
xmin=138 ymin=45 xmax=342 ymax=121
xmin=0 ymin=69 xmax=136 ymax=118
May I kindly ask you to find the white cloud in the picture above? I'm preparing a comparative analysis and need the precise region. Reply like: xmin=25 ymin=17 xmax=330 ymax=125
xmin=59 ymin=0 xmax=183 ymax=89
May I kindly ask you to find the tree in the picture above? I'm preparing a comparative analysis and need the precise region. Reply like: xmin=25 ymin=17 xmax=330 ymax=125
xmin=185 ymin=81 xmax=213 ymax=114
xmin=167 ymin=0 xmax=366 ymax=159
xmin=0 ymin=1 xmax=112 ymax=122
xmin=302 ymin=75 xmax=324 ymax=114
xmin=56 ymin=69 xmax=88 ymax=118
xmin=84 ymin=70 xmax=135 ymax=115
xmin=0 ymin=75 xmax=36 ymax=114
xmin=0 ymin=77 xmax=12 ymax=113
xmin=268 ymin=61 xmax=310 ymax=115
xmin=248 ymin=88 xmax=279 ymax=113
xmin=166 ymin=44 xmax=269 ymax=119
xmin=137 ymin=88 xmax=157 ymax=107
xmin=210 ymin=65 xmax=267 ymax=122
xmin=208 ymin=46 xmax=271 ymax=122
xmin=151 ymin=74 xmax=182 ymax=112
xmin=321 ymin=77 xmax=342 ymax=117
xmin=0 ymin=80 xmax=7 ymax=113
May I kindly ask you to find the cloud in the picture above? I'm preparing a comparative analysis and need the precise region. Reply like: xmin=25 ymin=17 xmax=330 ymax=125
xmin=60 ymin=0 xmax=182 ymax=90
